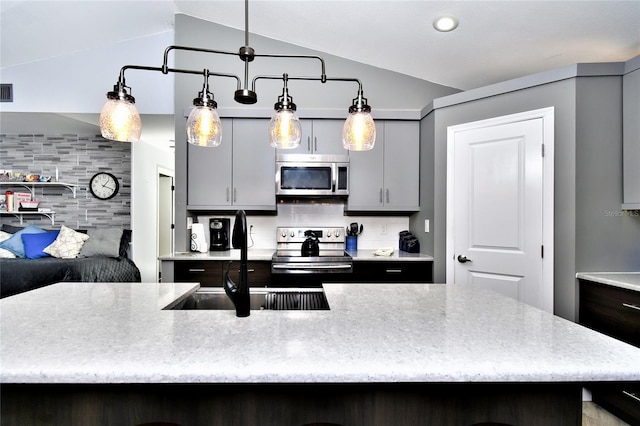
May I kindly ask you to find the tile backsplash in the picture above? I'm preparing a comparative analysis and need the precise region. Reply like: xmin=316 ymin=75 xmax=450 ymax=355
xmin=196 ymin=200 xmax=410 ymax=251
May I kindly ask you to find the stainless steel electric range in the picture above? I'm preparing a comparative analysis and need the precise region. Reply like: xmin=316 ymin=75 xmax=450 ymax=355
xmin=271 ymin=226 xmax=353 ymax=287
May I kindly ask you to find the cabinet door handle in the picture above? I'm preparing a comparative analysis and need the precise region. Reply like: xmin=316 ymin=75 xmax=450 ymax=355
xmin=307 ymin=136 xmax=311 ymax=151
xmin=622 ymin=303 xmax=640 ymax=312
xmin=188 ymin=268 xmax=206 ymax=273
xmin=386 ymin=269 xmax=402 ymax=274
xmin=379 ymin=188 xmax=383 ymax=203
xmin=623 ymin=390 xmax=640 ymax=403
xmin=233 ymin=188 xmax=237 ymax=203
xmin=386 ymin=189 xmax=390 ymax=203
xmin=226 ymin=187 xmax=230 ymax=202
xmin=314 ymin=136 xmax=318 ymax=152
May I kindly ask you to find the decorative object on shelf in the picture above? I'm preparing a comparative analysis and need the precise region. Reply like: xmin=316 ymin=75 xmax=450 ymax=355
xmin=98 ymin=0 xmax=376 ymax=151
xmin=5 ymin=191 xmax=13 ymax=212
xmin=14 ymin=192 xmax=31 ymax=211
xmin=19 ymin=200 xmax=39 ymax=211
xmin=89 ymin=172 xmax=120 ymax=200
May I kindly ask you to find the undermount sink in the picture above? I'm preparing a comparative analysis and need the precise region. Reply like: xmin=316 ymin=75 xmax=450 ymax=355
xmin=167 ymin=288 xmax=330 ymax=311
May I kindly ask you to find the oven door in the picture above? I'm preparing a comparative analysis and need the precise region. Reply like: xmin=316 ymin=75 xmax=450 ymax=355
xmin=271 ymin=253 xmax=353 ymax=287
xmin=271 ymin=260 xmax=353 ymax=274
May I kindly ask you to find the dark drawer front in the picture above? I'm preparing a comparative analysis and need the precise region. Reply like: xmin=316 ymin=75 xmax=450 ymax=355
xmin=579 ymin=280 xmax=640 ymax=347
xmin=352 ymin=261 xmax=433 ymax=283
xmin=591 ymin=384 xmax=640 ymax=426
xmin=225 ymin=260 xmax=270 ymax=287
xmin=174 ymin=261 xmax=223 ymax=287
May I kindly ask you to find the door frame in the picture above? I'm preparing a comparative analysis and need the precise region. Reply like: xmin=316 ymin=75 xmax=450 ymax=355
xmin=446 ymin=107 xmax=555 ymax=309
xmin=157 ymin=167 xmax=174 ymax=281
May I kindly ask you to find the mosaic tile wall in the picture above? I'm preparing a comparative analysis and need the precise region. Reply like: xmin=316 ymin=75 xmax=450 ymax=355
xmin=0 ymin=134 xmax=131 ymax=230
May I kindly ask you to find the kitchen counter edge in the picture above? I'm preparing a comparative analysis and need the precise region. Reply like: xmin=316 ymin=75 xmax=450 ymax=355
xmin=160 ymin=249 xmax=433 ymax=262
xmin=576 ymin=272 xmax=640 ymax=292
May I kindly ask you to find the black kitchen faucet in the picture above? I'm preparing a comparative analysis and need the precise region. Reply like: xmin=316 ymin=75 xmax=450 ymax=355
xmin=223 ymin=210 xmax=250 ymax=317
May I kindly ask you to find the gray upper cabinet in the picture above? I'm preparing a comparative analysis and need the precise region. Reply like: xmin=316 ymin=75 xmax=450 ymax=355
xmin=623 ymin=67 xmax=640 ymax=209
xmin=188 ymin=118 xmax=233 ymax=208
xmin=188 ymin=118 xmax=276 ymax=211
xmin=232 ymin=119 xmax=276 ymax=209
xmin=347 ymin=120 xmax=420 ymax=211
xmin=277 ymin=119 xmax=346 ymax=156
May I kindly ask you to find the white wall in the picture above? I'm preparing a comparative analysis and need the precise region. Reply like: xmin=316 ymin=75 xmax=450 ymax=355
xmin=132 ymin=140 xmax=175 ymax=283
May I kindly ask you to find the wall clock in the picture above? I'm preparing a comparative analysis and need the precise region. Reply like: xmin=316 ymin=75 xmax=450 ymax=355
xmin=89 ymin=172 xmax=120 ymax=200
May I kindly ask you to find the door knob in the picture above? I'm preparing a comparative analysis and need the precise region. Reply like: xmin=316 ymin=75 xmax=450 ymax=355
xmin=457 ymin=255 xmax=472 ymax=263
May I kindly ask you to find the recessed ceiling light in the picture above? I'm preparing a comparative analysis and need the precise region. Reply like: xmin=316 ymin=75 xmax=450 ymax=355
xmin=433 ymin=16 xmax=458 ymax=32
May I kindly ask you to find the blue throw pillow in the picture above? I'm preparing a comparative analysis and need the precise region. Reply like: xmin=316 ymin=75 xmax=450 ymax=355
xmin=22 ymin=230 xmax=60 ymax=259
xmin=0 ymin=224 xmax=46 ymax=258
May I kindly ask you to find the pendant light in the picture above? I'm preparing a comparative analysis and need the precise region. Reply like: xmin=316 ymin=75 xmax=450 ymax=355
xmin=343 ymin=89 xmax=376 ymax=151
xmin=186 ymin=71 xmax=222 ymax=147
xmin=269 ymin=74 xmax=301 ymax=149
xmin=99 ymin=82 xmax=141 ymax=143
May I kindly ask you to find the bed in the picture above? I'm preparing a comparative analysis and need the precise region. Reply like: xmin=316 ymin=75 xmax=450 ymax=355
xmin=0 ymin=224 xmax=141 ymax=298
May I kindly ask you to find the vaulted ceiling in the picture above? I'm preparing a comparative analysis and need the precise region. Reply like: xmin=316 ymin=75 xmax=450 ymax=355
xmin=2 ymin=1 xmax=639 ymax=91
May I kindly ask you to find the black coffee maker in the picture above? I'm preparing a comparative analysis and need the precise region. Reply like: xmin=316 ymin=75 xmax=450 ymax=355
xmin=209 ymin=218 xmax=230 ymax=251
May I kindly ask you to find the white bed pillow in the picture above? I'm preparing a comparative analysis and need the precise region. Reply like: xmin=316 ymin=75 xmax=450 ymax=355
xmin=0 ymin=230 xmax=17 ymax=258
xmin=44 ymin=225 xmax=89 ymax=259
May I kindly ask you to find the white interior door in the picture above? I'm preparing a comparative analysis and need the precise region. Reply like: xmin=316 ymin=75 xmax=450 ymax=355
xmin=447 ymin=108 xmax=554 ymax=313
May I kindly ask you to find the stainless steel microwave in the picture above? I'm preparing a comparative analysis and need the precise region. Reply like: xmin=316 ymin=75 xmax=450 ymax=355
xmin=275 ymin=154 xmax=349 ymax=196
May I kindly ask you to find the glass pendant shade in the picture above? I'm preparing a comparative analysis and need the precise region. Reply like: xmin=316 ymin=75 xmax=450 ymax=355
xmin=99 ymin=98 xmax=141 ymax=142
xmin=186 ymin=106 xmax=222 ymax=147
xmin=269 ymin=109 xmax=301 ymax=149
xmin=343 ymin=110 xmax=376 ymax=151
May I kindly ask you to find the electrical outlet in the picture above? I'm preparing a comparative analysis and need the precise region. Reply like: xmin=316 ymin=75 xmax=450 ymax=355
xmin=381 ymin=224 xmax=388 ymax=235
xmin=424 ymin=219 xmax=430 ymax=233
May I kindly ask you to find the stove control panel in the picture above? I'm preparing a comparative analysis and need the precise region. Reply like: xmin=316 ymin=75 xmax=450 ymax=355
xmin=276 ymin=227 xmax=345 ymax=243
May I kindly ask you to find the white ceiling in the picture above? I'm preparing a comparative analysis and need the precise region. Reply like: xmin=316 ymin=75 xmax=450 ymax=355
xmin=2 ymin=0 xmax=639 ymax=91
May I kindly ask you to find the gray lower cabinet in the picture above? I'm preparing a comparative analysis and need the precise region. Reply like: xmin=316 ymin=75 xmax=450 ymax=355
xmin=164 ymin=259 xmax=432 ymax=289
xmin=348 ymin=120 xmax=419 ymax=211
xmin=276 ymin=119 xmax=345 ymax=156
xmin=579 ymin=279 xmax=640 ymax=425
xmin=170 ymin=260 xmax=271 ymax=288
xmin=188 ymin=118 xmax=276 ymax=211
xmin=623 ymin=66 xmax=640 ymax=209
xmin=351 ymin=260 xmax=432 ymax=283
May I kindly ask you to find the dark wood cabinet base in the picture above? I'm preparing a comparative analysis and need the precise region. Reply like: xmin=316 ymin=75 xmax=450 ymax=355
xmin=1 ymin=382 xmax=581 ymax=426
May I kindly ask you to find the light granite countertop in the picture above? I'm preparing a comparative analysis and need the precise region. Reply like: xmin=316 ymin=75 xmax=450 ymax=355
xmin=576 ymin=272 xmax=640 ymax=292
xmin=159 ymin=249 xmax=275 ymax=261
xmin=345 ymin=249 xmax=433 ymax=261
xmin=159 ymin=249 xmax=433 ymax=262
xmin=1 ymin=282 xmax=639 ymax=385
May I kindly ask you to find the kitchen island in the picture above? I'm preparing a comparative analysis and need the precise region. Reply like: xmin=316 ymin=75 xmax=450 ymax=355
xmin=2 ymin=282 xmax=639 ymax=425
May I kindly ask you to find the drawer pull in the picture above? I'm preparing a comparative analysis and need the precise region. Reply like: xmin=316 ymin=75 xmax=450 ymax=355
xmin=622 ymin=303 xmax=640 ymax=312
xmin=386 ymin=269 xmax=402 ymax=274
xmin=622 ymin=390 xmax=640 ymax=403
xmin=188 ymin=268 xmax=206 ymax=273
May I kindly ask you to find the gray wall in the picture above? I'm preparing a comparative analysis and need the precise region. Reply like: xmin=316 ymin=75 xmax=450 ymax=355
xmin=423 ymin=74 xmax=640 ymax=321
xmin=0 ymin=114 xmax=132 ymax=230
xmin=410 ymin=114 xmax=435 ymax=255
xmin=173 ymin=14 xmax=459 ymax=251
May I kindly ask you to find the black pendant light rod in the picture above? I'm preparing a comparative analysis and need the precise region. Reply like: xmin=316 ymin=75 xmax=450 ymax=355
xmin=254 ymin=74 xmax=361 ymax=90
xmin=161 ymin=45 xmax=327 ymax=83
xmin=116 ymin=64 xmax=242 ymax=92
